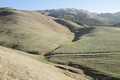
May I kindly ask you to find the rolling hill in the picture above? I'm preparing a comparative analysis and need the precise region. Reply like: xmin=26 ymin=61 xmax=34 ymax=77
xmin=0 ymin=7 xmax=74 ymax=54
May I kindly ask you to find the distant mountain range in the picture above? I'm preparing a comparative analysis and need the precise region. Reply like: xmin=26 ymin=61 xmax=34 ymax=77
xmin=36 ymin=8 xmax=120 ymax=26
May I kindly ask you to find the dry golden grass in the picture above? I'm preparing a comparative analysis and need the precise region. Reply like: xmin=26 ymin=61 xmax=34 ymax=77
xmin=0 ymin=8 xmax=90 ymax=80
xmin=0 ymin=8 xmax=74 ymax=54
xmin=0 ymin=46 xmax=89 ymax=80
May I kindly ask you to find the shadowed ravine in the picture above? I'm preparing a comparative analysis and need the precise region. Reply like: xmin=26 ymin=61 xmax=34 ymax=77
xmin=68 ymin=63 xmax=120 ymax=80
xmin=72 ymin=27 xmax=95 ymax=42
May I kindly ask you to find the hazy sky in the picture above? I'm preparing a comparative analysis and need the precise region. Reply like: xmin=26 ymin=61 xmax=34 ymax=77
xmin=0 ymin=0 xmax=120 ymax=13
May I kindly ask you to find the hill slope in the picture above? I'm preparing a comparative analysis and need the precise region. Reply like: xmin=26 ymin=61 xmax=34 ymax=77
xmin=0 ymin=46 xmax=89 ymax=80
xmin=0 ymin=7 xmax=73 ymax=54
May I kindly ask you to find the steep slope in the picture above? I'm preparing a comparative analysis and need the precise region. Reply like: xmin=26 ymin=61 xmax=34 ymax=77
xmin=38 ymin=8 xmax=111 ymax=26
xmin=0 ymin=46 xmax=89 ymax=80
xmin=0 ymin=7 xmax=73 ymax=54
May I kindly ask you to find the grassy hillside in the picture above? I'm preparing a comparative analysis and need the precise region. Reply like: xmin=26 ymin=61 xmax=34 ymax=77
xmin=51 ymin=27 xmax=120 ymax=53
xmin=0 ymin=46 xmax=89 ymax=80
xmin=45 ymin=26 xmax=120 ymax=79
xmin=0 ymin=8 xmax=73 ymax=54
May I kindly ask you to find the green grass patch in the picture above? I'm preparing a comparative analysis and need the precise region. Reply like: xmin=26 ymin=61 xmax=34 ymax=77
xmin=52 ymin=27 xmax=120 ymax=54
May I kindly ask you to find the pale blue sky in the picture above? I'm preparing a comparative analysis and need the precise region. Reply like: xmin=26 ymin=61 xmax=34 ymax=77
xmin=0 ymin=0 xmax=120 ymax=13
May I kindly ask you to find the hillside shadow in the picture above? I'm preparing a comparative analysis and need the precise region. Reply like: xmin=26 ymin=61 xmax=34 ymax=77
xmin=72 ymin=27 xmax=95 ymax=42
xmin=68 ymin=63 xmax=120 ymax=80
xmin=54 ymin=19 xmax=78 ymax=32
xmin=54 ymin=19 xmax=95 ymax=42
